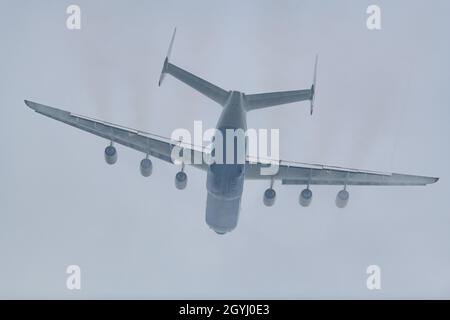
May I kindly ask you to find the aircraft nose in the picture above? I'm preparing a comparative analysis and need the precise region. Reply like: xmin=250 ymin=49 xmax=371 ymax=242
xmin=205 ymin=192 xmax=241 ymax=235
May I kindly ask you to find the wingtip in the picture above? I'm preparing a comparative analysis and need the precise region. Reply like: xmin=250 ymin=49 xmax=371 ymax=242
xmin=424 ymin=176 xmax=440 ymax=185
xmin=24 ymin=99 xmax=35 ymax=109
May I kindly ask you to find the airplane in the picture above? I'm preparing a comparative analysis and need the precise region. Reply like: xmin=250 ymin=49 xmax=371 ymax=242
xmin=25 ymin=29 xmax=438 ymax=235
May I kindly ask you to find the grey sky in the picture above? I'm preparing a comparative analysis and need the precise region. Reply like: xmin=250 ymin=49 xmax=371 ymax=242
xmin=0 ymin=0 xmax=449 ymax=298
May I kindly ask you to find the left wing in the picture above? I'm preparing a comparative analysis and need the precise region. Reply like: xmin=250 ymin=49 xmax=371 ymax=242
xmin=245 ymin=157 xmax=438 ymax=186
xmin=25 ymin=100 xmax=208 ymax=170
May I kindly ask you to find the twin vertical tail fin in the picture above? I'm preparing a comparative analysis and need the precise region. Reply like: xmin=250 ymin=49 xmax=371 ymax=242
xmin=310 ymin=54 xmax=318 ymax=115
xmin=158 ymin=28 xmax=177 ymax=86
xmin=157 ymin=28 xmax=319 ymax=113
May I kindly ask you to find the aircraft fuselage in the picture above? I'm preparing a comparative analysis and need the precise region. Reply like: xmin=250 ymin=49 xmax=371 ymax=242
xmin=205 ymin=91 xmax=247 ymax=234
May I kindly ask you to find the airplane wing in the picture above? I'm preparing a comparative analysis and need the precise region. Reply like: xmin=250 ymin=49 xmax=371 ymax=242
xmin=25 ymin=100 xmax=209 ymax=170
xmin=245 ymin=157 xmax=438 ymax=186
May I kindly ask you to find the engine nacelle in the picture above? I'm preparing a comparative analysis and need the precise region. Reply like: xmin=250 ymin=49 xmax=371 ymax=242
xmin=335 ymin=189 xmax=349 ymax=208
xmin=140 ymin=158 xmax=153 ymax=177
xmin=263 ymin=188 xmax=276 ymax=207
xmin=299 ymin=188 xmax=313 ymax=207
xmin=104 ymin=145 xmax=117 ymax=165
xmin=175 ymin=171 xmax=187 ymax=190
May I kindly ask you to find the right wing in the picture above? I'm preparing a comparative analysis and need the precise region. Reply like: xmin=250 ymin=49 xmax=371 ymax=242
xmin=245 ymin=157 xmax=438 ymax=186
xmin=25 ymin=100 xmax=209 ymax=170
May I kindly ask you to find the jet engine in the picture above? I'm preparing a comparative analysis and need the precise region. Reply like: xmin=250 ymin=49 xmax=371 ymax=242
xmin=335 ymin=189 xmax=349 ymax=208
xmin=299 ymin=188 xmax=313 ymax=207
xmin=140 ymin=158 xmax=153 ymax=177
xmin=175 ymin=171 xmax=188 ymax=190
xmin=263 ymin=188 xmax=276 ymax=207
xmin=104 ymin=145 xmax=117 ymax=165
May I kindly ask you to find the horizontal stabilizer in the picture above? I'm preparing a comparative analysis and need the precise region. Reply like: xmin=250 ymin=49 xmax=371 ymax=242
xmin=157 ymin=28 xmax=230 ymax=106
xmin=245 ymin=55 xmax=318 ymax=114
xmin=245 ymin=89 xmax=313 ymax=111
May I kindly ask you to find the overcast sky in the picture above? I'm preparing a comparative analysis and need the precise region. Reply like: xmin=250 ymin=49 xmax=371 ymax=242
xmin=0 ymin=0 xmax=449 ymax=298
